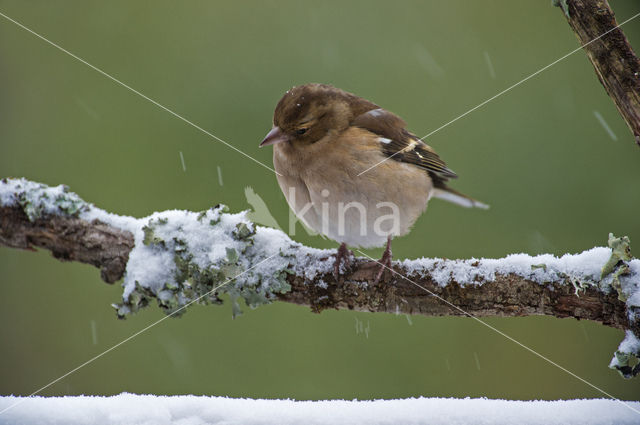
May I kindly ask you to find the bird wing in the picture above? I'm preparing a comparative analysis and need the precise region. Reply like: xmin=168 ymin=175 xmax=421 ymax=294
xmin=351 ymin=108 xmax=457 ymax=181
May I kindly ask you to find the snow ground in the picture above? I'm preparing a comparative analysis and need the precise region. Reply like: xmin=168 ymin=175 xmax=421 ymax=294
xmin=0 ymin=394 xmax=639 ymax=425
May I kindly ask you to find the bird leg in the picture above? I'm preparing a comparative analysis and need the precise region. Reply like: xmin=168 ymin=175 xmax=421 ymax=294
xmin=373 ymin=236 xmax=393 ymax=284
xmin=334 ymin=242 xmax=353 ymax=279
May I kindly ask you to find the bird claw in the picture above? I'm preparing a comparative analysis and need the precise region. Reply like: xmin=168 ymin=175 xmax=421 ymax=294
xmin=333 ymin=243 xmax=353 ymax=279
xmin=373 ymin=237 xmax=393 ymax=284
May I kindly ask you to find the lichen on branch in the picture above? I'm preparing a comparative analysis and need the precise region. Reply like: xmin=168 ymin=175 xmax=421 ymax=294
xmin=116 ymin=206 xmax=300 ymax=319
xmin=1 ymin=177 xmax=639 ymax=377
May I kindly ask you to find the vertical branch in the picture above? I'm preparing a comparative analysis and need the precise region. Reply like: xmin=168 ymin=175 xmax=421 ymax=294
xmin=557 ymin=0 xmax=640 ymax=145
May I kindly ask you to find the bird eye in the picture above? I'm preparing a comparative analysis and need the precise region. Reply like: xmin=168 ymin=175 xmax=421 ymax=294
xmin=296 ymin=128 xmax=308 ymax=135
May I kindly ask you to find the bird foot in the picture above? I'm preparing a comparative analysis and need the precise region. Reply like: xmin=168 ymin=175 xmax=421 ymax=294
xmin=372 ymin=238 xmax=393 ymax=284
xmin=333 ymin=243 xmax=353 ymax=279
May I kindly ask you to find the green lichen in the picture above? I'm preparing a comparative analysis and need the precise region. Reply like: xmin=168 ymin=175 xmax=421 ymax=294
xmin=531 ymin=264 xmax=547 ymax=271
xmin=609 ymin=331 xmax=640 ymax=379
xmin=52 ymin=187 xmax=88 ymax=216
xmin=18 ymin=191 xmax=48 ymax=221
xmin=10 ymin=180 xmax=90 ymax=221
xmin=142 ymin=217 xmax=169 ymax=247
xmin=112 ymin=281 xmax=154 ymax=319
xmin=233 ymin=222 xmax=254 ymax=240
xmin=600 ymin=233 xmax=632 ymax=301
xmin=569 ymin=277 xmax=591 ymax=296
xmin=206 ymin=204 xmax=229 ymax=226
xmin=561 ymin=234 xmax=634 ymax=298
xmin=226 ymin=247 xmax=239 ymax=263
xmin=611 ymin=350 xmax=640 ymax=379
xmin=601 ymin=234 xmax=640 ymax=378
xmin=552 ymin=0 xmax=570 ymax=18
xmin=113 ymin=207 xmax=293 ymax=320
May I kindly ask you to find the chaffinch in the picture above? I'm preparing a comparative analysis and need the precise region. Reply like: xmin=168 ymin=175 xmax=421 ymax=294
xmin=260 ymin=83 xmax=487 ymax=282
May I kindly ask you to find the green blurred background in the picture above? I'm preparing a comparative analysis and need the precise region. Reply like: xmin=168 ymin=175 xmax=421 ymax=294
xmin=1 ymin=0 xmax=639 ymax=401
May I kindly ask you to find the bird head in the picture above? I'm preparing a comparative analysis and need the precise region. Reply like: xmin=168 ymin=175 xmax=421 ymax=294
xmin=259 ymin=83 xmax=376 ymax=148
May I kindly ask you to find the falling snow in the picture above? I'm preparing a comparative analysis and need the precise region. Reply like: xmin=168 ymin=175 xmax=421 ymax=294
xmin=592 ymin=110 xmax=618 ymax=141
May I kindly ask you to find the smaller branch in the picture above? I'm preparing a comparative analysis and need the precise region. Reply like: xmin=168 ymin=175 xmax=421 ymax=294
xmin=557 ymin=0 xmax=640 ymax=145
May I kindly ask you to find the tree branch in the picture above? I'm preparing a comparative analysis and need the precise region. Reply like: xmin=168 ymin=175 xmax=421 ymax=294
xmin=556 ymin=0 xmax=640 ymax=145
xmin=0 ymin=205 xmax=133 ymax=284
xmin=1 ymin=177 xmax=640 ymax=377
xmin=1 ymin=196 xmax=628 ymax=325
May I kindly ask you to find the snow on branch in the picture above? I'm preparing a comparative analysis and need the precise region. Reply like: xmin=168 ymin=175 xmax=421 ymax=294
xmin=1 ymin=178 xmax=639 ymax=378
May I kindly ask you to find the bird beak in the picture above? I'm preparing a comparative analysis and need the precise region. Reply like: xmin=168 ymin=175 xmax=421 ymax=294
xmin=260 ymin=126 xmax=288 ymax=147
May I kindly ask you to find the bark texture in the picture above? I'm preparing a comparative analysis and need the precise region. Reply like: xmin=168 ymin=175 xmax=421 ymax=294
xmin=0 ymin=205 xmax=133 ymax=283
xmin=0 ymin=203 xmax=634 ymax=335
xmin=281 ymin=260 xmax=634 ymax=334
xmin=559 ymin=0 xmax=640 ymax=145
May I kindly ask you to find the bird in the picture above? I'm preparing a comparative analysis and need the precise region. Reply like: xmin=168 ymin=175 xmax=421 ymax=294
xmin=259 ymin=83 xmax=487 ymax=282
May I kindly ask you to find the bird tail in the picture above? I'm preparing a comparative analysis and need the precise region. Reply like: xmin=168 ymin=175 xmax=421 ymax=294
xmin=431 ymin=186 xmax=489 ymax=209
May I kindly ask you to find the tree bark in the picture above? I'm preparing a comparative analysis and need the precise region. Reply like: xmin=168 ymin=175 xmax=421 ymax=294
xmin=0 ymin=205 xmax=133 ymax=283
xmin=558 ymin=0 xmax=640 ymax=145
xmin=282 ymin=261 xmax=632 ymax=331
xmin=0 ymin=202 xmax=634 ymax=335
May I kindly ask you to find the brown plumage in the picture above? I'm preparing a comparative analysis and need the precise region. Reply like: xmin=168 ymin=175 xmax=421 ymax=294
xmin=260 ymin=83 xmax=487 ymax=282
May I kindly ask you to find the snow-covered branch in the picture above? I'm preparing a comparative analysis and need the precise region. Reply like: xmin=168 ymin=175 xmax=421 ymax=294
xmin=1 ymin=178 xmax=639 ymax=378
